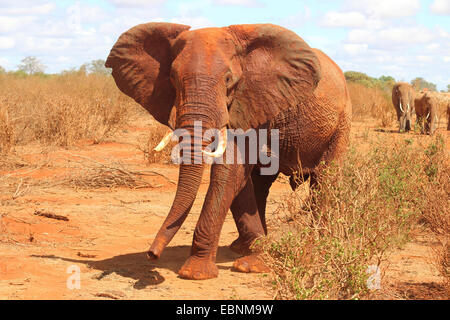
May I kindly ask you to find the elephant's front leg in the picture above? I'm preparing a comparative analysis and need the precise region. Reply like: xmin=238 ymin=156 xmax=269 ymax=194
xmin=178 ymin=162 xmax=248 ymax=280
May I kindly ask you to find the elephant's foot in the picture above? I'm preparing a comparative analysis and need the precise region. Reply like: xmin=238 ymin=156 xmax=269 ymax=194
xmin=233 ymin=254 xmax=269 ymax=273
xmin=178 ymin=256 xmax=219 ymax=280
xmin=229 ymin=237 xmax=253 ymax=256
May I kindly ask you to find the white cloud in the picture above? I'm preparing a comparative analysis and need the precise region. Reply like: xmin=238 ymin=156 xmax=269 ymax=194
xmin=426 ymin=43 xmax=440 ymax=51
xmin=0 ymin=37 xmax=15 ymax=49
xmin=0 ymin=2 xmax=54 ymax=15
xmin=348 ymin=26 xmax=436 ymax=48
xmin=23 ymin=37 xmax=72 ymax=52
xmin=0 ymin=16 xmax=35 ymax=33
xmin=214 ymin=0 xmax=263 ymax=7
xmin=280 ymin=6 xmax=311 ymax=29
xmin=343 ymin=43 xmax=368 ymax=55
xmin=322 ymin=11 xmax=382 ymax=29
xmin=170 ymin=16 xmax=214 ymax=29
xmin=417 ymin=55 xmax=433 ymax=62
xmin=56 ymin=56 xmax=71 ymax=63
xmin=344 ymin=0 xmax=421 ymax=19
xmin=107 ymin=0 xmax=165 ymax=7
xmin=430 ymin=0 xmax=450 ymax=15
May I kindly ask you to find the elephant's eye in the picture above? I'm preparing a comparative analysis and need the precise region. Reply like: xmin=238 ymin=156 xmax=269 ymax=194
xmin=225 ymin=74 xmax=233 ymax=85
xmin=224 ymin=72 xmax=238 ymax=91
xmin=170 ymin=71 xmax=178 ymax=84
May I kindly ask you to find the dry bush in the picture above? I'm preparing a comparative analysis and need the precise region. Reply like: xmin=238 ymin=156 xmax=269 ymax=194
xmin=0 ymin=106 xmax=14 ymax=154
xmin=348 ymin=82 xmax=394 ymax=126
xmin=418 ymin=136 xmax=450 ymax=297
xmin=0 ymin=73 xmax=141 ymax=152
xmin=139 ymin=124 xmax=176 ymax=165
xmin=258 ymin=135 xmax=448 ymax=300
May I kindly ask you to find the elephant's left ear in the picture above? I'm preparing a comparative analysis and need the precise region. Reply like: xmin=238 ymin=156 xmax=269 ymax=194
xmin=227 ymin=24 xmax=321 ymax=130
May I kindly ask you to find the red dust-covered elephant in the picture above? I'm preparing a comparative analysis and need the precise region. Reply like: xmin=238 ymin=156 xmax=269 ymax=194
xmin=414 ymin=91 xmax=439 ymax=135
xmin=106 ymin=23 xmax=351 ymax=280
xmin=392 ymin=82 xmax=415 ymax=132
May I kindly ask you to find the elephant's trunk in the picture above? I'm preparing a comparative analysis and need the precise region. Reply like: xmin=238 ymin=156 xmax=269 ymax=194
xmin=148 ymin=162 xmax=205 ymax=260
xmin=148 ymin=104 xmax=222 ymax=260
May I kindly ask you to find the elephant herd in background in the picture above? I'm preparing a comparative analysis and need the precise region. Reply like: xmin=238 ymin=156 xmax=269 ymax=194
xmin=392 ymin=82 xmax=450 ymax=135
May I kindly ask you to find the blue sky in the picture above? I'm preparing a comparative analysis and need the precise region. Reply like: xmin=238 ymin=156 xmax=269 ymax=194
xmin=0 ymin=0 xmax=449 ymax=90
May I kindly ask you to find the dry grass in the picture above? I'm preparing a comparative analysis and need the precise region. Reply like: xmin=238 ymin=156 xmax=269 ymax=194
xmin=258 ymin=134 xmax=449 ymax=300
xmin=64 ymin=157 xmax=160 ymax=189
xmin=348 ymin=82 xmax=394 ymax=126
xmin=138 ymin=125 xmax=176 ymax=165
xmin=0 ymin=73 xmax=142 ymax=153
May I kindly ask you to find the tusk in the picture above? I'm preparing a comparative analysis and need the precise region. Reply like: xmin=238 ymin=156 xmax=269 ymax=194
xmin=202 ymin=127 xmax=227 ymax=158
xmin=399 ymin=101 xmax=404 ymax=113
xmin=154 ymin=131 xmax=174 ymax=152
xmin=426 ymin=112 xmax=430 ymax=120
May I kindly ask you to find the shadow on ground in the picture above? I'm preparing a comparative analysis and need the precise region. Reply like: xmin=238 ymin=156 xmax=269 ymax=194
xmin=31 ymin=245 xmax=241 ymax=289
xmin=374 ymin=128 xmax=401 ymax=134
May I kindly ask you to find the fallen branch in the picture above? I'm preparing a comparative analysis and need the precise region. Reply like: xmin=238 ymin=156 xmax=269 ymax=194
xmin=34 ymin=210 xmax=69 ymax=221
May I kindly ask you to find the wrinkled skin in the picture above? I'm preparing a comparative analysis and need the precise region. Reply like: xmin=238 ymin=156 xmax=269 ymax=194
xmin=106 ymin=23 xmax=352 ymax=280
xmin=414 ymin=92 xmax=438 ymax=135
xmin=392 ymin=82 xmax=414 ymax=132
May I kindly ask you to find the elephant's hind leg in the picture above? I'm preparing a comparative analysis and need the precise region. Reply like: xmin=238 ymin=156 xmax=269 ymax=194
xmin=251 ymin=170 xmax=279 ymax=234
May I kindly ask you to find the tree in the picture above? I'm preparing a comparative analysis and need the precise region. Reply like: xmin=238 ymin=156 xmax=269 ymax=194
xmin=447 ymin=84 xmax=450 ymax=92
xmin=378 ymin=75 xmax=395 ymax=83
xmin=344 ymin=71 xmax=395 ymax=92
xmin=18 ymin=56 xmax=46 ymax=75
xmin=344 ymin=71 xmax=371 ymax=82
xmin=410 ymin=77 xmax=437 ymax=92
xmin=0 ymin=65 xmax=5 ymax=74
xmin=87 ymin=59 xmax=111 ymax=75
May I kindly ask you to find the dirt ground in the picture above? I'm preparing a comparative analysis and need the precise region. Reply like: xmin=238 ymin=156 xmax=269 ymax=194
xmin=0 ymin=117 xmax=448 ymax=300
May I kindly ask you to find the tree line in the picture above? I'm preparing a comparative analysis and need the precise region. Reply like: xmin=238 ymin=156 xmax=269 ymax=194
xmin=0 ymin=56 xmax=448 ymax=93
xmin=344 ymin=71 xmax=448 ymax=93
xmin=0 ymin=56 xmax=111 ymax=77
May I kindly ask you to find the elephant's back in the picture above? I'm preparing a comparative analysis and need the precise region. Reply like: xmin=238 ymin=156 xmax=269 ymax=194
xmin=266 ymin=49 xmax=352 ymax=176
xmin=414 ymin=93 xmax=427 ymax=116
xmin=312 ymin=48 xmax=351 ymax=118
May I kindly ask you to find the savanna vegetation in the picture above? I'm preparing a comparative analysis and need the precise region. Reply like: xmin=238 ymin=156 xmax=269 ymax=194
xmin=258 ymin=134 xmax=449 ymax=299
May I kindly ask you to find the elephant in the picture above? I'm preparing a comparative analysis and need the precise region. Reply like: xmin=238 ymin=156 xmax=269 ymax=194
xmin=414 ymin=91 xmax=438 ymax=135
xmin=447 ymin=105 xmax=450 ymax=131
xmin=105 ymin=22 xmax=352 ymax=280
xmin=392 ymin=82 xmax=414 ymax=132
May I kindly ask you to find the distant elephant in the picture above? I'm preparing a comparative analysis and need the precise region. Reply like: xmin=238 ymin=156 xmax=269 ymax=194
xmin=414 ymin=92 xmax=438 ymax=135
xmin=392 ymin=82 xmax=414 ymax=132
xmin=106 ymin=23 xmax=352 ymax=280
xmin=447 ymin=105 xmax=450 ymax=131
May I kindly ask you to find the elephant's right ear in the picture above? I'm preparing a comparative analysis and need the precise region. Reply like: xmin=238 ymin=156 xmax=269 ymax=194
xmin=105 ymin=22 xmax=190 ymax=128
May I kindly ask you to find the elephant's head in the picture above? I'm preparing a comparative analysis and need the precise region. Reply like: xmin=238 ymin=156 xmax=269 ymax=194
xmin=392 ymin=82 xmax=413 ymax=132
xmin=105 ymin=22 xmax=321 ymax=258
